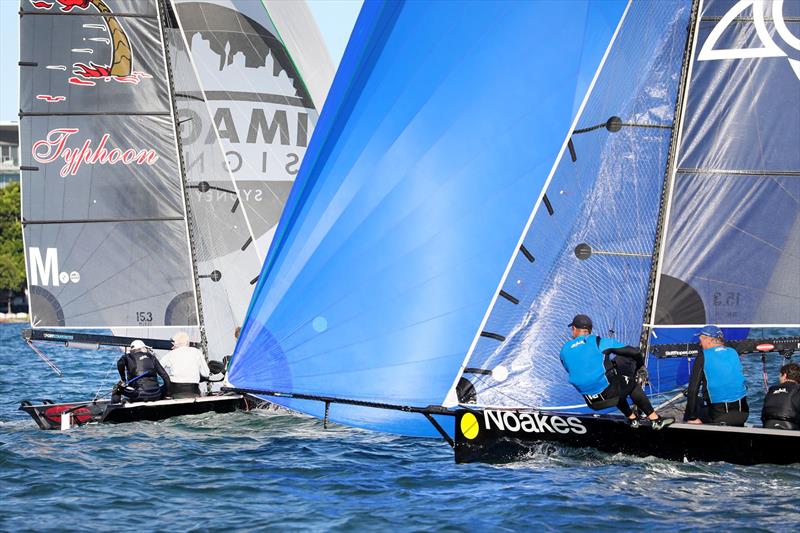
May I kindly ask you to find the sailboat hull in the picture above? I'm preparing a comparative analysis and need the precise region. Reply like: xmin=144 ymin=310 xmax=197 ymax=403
xmin=19 ymin=394 xmax=256 ymax=430
xmin=454 ymin=409 xmax=800 ymax=466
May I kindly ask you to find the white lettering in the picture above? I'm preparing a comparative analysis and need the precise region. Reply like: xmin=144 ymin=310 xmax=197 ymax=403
xmin=567 ymin=416 xmax=587 ymax=434
xmin=482 ymin=410 xmax=588 ymax=435
xmin=29 ymin=247 xmax=59 ymax=286
xmin=550 ymin=416 xmax=570 ymax=434
xmin=484 ymin=410 xmax=505 ymax=431
xmin=533 ymin=412 xmax=553 ymax=433
xmin=503 ymin=411 xmax=521 ymax=432
xmin=519 ymin=413 xmax=538 ymax=433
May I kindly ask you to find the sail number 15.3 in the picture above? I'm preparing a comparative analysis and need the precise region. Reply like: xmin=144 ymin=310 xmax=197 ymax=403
xmin=136 ymin=311 xmax=153 ymax=325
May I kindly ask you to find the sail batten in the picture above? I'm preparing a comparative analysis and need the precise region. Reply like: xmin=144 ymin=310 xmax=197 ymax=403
xmin=443 ymin=0 xmax=634 ymax=408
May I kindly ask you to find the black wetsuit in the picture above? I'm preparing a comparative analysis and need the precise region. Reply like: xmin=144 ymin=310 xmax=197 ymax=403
xmin=761 ymin=381 xmax=800 ymax=430
xmin=583 ymin=343 xmax=655 ymax=418
xmin=685 ymin=350 xmax=749 ymax=426
xmin=113 ymin=350 xmax=171 ymax=403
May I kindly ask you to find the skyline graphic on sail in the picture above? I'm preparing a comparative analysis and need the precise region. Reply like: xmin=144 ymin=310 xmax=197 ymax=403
xmin=172 ymin=0 xmax=333 ymax=261
xmin=229 ymin=0 xmax=629 ymax=437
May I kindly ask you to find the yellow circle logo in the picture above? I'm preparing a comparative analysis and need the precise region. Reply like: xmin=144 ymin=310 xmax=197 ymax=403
xmin=460 ymin=412 xmax=480 ymax=439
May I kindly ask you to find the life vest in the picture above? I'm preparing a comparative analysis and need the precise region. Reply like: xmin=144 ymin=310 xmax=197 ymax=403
xmin=123 ymin=351 xmax=161 ymax=392
xmin=762 ymin=381 xmax=800 ymax=424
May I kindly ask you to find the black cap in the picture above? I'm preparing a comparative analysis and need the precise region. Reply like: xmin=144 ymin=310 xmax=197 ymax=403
xmin=568 ymin=314 xmax=593 ymax=330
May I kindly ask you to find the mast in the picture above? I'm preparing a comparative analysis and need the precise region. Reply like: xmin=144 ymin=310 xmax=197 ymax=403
xmin=156 ymin=0 xmax=208 ymax=358
xmin=638 ymin=0 xmax=701 ymax=353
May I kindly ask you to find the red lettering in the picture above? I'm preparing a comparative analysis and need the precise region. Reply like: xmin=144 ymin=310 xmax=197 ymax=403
xmin=89 ymin=134 xmax=110 ymax=164
xmin=121 ymin=149 xmax=136 ymax=164
xmin=32 ymin=128 xmax=159 ymax=177
xmin=32 ymin=128 xmax=78 ymax=165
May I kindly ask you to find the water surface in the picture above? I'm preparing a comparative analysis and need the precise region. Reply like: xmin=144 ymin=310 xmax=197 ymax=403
xmin=1 ymin=323 xmax=798 ymax=531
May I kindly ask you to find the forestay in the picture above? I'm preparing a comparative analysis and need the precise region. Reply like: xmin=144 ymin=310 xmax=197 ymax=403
xmin=229 ymin=0 xmax=629 ymax=437
xmin=163 ymin=11 xmax=262 ymax=361
xmin=445 ymin=0 xmax=693 ymax=410
xmin=20 ymin=0 xmax=198 ymax=329
xmin=653 ymin=0 xmax=800 ymax=328
xmin=171 ymin=0 xmax=333 ymax=261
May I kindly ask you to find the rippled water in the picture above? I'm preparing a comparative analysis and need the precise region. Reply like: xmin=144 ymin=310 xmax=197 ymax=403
xmin=2 ymin=322 xmax=799 ymax=531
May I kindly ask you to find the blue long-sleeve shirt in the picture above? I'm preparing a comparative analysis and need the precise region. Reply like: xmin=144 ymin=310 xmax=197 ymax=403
xmin=559 ymin=334 xmax=624 ymax=395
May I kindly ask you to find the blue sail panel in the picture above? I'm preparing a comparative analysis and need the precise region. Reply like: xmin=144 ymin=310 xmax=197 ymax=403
xmin=229 ymin=0 xmax=628 ymax=436
xmin=451 ymin=1 xmax=692 ymax=410
xmin=655 ymin=0 xmax=800 ymax=326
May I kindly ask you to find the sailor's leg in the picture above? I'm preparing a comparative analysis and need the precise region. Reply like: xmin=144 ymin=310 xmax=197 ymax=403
xmin=628 ymin=384 xmax=655 ymax=417
xmin=613 ymin=374 xmax=637 ymax=418
xmin=615 ymin=395 xmax=634 ymax=417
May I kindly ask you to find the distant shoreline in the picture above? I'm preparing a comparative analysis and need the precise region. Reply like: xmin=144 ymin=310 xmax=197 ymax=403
xmin=0 ymin=314 xmax=28 ymax=324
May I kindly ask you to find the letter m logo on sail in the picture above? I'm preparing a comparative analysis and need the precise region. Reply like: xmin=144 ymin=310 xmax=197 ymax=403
xmin=29 ymin=247 xmax=59 ymax=286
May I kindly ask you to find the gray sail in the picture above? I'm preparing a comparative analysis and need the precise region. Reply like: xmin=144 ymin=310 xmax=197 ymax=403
xmin=171 ymin=0 xmax=332 ymax=260
xmin=19 ymin=0 xmax=199 ymax=329
xmin=653 ymin=0 xmax=800 ymax=327
xmin=164 ymin=13 xmax=262 ymax=361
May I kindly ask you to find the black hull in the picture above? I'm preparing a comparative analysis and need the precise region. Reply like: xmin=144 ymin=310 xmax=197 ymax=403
xmin=454 ymin=408 xmax=800 ymax=466
xmin=20 ymin=394 xmax=253 ymax=430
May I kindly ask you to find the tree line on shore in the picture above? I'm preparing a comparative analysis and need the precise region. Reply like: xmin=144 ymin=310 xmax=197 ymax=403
xmin=0 ymin=182 xmax=27 ymax=312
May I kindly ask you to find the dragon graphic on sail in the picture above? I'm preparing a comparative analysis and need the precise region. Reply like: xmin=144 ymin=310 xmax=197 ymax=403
xmin=31 ymin=0 xmax=151 ymax=85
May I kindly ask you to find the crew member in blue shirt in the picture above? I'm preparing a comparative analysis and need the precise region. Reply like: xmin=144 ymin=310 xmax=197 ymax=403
xmin=559 ymin=314 xmax=673 ymax=429
xmin=685 ymin=325 xmax=748 ymax=426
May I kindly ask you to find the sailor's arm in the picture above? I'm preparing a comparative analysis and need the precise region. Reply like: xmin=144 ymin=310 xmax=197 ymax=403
xmin=685 ymin=353 xmax=705 ymax=423
xmin=602 ymin=345 xmax=645 ymax=368
xmin=199 ymin=352 xmax=210 ymax=380
xmin=153 ymin=357 xmax=171 ymax=388
xmin=117 ymin=356 xmax=127 ymax=381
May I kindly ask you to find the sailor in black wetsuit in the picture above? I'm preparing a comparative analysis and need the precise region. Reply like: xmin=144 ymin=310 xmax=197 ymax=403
xmin=762 ymin=363 xmax=800 ymax=430
xmin=112 ymin=340 xmax=171 ymax=404
xmin=685 ymin=325 xmax=748 ymax=426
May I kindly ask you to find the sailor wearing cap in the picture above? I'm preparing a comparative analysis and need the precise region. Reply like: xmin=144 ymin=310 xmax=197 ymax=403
xmin=559 ymin=314 xmax=673 ymax=429
xmin=112 ymin=340 xmax=172 ymax=403
xmin=685 ymin=325 xmax=748 ymax=426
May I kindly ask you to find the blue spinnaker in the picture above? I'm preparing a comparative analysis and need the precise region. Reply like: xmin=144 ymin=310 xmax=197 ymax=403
xmin=229 ymin=0 xmax=628 ymax=436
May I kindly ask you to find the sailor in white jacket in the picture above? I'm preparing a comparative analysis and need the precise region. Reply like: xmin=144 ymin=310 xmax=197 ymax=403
xmin=160 ymin=332 xmax=210 ymax=398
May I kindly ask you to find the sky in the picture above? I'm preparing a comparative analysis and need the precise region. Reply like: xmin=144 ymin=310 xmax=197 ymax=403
xmin=0 ymin=0 xmax=362 ymax=123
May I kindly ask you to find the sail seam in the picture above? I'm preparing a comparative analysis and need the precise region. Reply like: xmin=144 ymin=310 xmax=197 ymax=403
xmin=23 ymin=217 xmax=185 ymax=225
xmin=676 ymin=167 xmax=800 ymax=177
xmin=19 ymin=111 xmax=170 ymax=117
xmin=20 ymin=11 xmax=158 ymax=19
xmin=700 ymin=16 xmax=800 ymax=22
xmin=441 ymin=0 xmax=634 ymax=408
xmin=648 ymin=323 xmax=800 ymax=328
